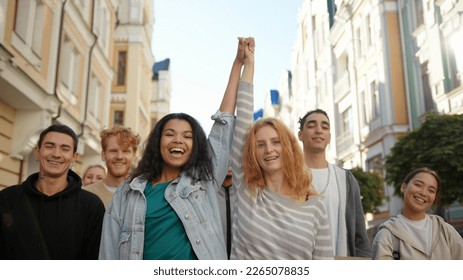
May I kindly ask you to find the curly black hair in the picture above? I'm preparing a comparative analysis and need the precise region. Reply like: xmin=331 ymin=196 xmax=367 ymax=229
xmin=130 ymin=113 xmax=213 ymax=183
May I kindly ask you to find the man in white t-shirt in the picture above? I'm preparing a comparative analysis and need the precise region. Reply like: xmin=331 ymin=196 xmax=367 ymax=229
xmin=298 ymin=109 xmax=371 ymax=258
xmin=85 ymin=126 xmax=140 ymax=208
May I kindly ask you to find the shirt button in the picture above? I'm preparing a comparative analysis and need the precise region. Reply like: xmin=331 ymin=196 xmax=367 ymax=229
xmin=196 ymin=240 xmax=201 ymax=245
xmin=185 ymin=214 xmax=190 ymax=220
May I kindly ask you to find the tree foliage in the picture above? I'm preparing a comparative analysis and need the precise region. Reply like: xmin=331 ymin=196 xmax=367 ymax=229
xmin=350 ymin=167 xmax=384 ymax=213
xmin=384 ymin=113 xmax=463 ymax=206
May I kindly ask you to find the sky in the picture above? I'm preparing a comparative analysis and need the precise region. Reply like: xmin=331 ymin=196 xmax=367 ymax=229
xmin=152 ymin=0 xmax=304 ymax=133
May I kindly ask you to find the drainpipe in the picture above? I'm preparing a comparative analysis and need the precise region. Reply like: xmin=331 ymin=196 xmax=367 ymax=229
xmin=51 ymin=0 xmax=69 ymax=122
xmin=79 ymin=0 xmax=98 ymax=139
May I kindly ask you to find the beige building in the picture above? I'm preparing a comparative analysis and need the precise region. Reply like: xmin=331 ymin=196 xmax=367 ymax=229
xmin=0 ymin=0 xmax=159 ymax=189
xmin=111 ymin=0 xmax=155 ymax=142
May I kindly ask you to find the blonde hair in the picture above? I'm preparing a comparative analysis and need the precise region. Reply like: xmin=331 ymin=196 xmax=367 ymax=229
xmin=83 ymin=164 xmax=106 ymax=178
xmin=242 ymin=117 xmax=316 ymax=199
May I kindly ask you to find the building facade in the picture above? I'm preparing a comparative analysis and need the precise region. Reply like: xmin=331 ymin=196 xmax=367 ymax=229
xmin=111 ymin=0 xmax=154 ymax=142
xmin=151 ymin=58 xmax=171 ymax=129
xmin=266 ymin=0 xmax=463 ymax=217
xmin=0 ymin=0 xmax=158 ymax=189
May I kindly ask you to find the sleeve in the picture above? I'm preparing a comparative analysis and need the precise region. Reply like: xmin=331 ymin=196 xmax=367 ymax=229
xmin=0 ymin=193 xmax=6 ymax=259
xmin=443 ymin=222 xmax=463 ymax=259
xmin=312 ymin=201 xmax=335 ymax=260
xmin=371 ymin=227 xmax=395 ymax=260
xmin=84 ymin=194 xmax=105 ymax=259
xmin=347 ymin=171 xmax=373 ymax=258
xmin=231 ymin=80 xmax=254 ymax=192
xmin=209 ymin=111 xmax=235 ymax=189
xmin=98 ymin=197 xmax=122 ymax=259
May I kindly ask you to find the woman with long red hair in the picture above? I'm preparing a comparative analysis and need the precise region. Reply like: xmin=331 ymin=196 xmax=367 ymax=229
xmin=229 ymin=43 xmax=333 ymax=260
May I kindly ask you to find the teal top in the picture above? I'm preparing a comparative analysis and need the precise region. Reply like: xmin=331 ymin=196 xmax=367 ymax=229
xmin=143 ymin=181 xmax=197 ymax=260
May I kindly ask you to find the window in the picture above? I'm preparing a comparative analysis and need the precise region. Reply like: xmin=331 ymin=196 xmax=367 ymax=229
xmin=60 ymin=36 xmax=81 ymax=97
xmin=367 ymin=155 xmax=383 ymax=177
xmin=336 ymin=53 xmax=348 ymax=81
xmin=327 ymin=0 xmax=337 ymax=28
xmin=355 ymin=27 xmax=364 ymax=59
xmin=12 ymin=0 xmax=45 ymax=67
xmin=365 ymin=14 xmax=373 ymax=48
xmin=94 ymin=1 xmax=109 ymax=52
xmin=414 ymin=0 xmax=424 ymax=27
xmin=117 ymin=51 xmax=127 ymax=86
xmin=89 ymin=75 xmax=102 ymax=122
xmin=114 ymin=110 xmax=124 ymax=126
xmin=370 ymin=81 xmax=380 ymax=119
xmin=317 ymin=75 xmax=326 ymax=104
xmin=15 ymin=0 xmax=45 ymax=56
xmin=361 ymin=90 xmax=370 ymax=125
xmin=341 ymin=107 xmax=353 ymax=135
xmin=421 ymin=62 xmax=434 ymax=111
xmin=443 ymin=36 xmax=460 ymax=93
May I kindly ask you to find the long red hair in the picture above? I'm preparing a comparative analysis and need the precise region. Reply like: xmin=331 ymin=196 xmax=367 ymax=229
xmin=242 ymin=118 xmax=316 ymax=199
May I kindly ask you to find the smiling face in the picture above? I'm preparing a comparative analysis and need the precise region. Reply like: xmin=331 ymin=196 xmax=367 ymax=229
xmin=401 ymin=172 xmax=438 ymax=220
xmin=83 ymin=166 xmax=106 ymax=186
xmin=255 ymin=125 xmax=282 ymax=175
xmin=101 ymin=136 xmax=136 ymax=181
xmin=160 ymin=119 xmax=193 ymax=171
xmin=34 ymin=132 xmax=77 ymax=179
xmin=298 ymin=112 xmax=331 ymax=153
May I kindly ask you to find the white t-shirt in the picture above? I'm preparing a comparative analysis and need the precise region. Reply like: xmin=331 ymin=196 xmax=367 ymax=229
xmin=311 ymin=165 xmax=340 ymax=254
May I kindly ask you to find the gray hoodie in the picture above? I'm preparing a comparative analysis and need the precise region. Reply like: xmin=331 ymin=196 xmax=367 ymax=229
xmin=372 ymin=214 xmax=463 ymax=259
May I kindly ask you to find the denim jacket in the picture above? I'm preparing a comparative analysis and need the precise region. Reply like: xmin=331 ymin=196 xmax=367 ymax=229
xmin=99 ymin=111 xmax=234 ymax=260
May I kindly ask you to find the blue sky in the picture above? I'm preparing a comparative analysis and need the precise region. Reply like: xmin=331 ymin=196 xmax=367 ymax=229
xmin=152 ymin=0 xmax=304 ymax=132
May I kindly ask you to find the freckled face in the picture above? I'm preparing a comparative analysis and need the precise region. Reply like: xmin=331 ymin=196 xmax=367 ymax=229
xmin=101 ymin=136 xmax=136 ymax=179
xmin=255 ymin=125 xmax=282 ymax=175
xmin=160 ymin=119 xmax=193 ymax=170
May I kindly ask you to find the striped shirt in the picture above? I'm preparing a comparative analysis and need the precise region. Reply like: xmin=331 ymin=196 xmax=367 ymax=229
xmin=230 ymin=81 xmax=333 ymax=260
xmin=231 ymin=186 xmax=333 ymax=259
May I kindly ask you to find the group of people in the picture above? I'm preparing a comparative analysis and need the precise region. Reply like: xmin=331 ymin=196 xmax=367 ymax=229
xmin=1 ymin=37 xmax=462 ymax=260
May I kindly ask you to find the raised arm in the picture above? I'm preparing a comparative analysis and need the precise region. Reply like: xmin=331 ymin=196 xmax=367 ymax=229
xmin=219 ymin=37 xmax=253 ymax=114
xmin=231 ymin=37 xmax=255 ymax=191
xmin=240 ymin=38 xmax=254 ymax=84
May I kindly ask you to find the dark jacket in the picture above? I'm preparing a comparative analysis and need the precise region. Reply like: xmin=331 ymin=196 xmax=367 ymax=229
xmin=0 ymin=170 xmax=105 ymax=259
xmin=344 ymin=168 xmax=372 ymax=258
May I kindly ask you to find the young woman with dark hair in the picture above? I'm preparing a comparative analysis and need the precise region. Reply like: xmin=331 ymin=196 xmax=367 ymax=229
xmin=372 ymin=167 xmax=463 ymax=259
xmin=98 ymin=37 xmax=255 ymax=260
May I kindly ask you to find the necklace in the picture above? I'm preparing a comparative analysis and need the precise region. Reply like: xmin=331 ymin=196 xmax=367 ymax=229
xmin=320 ymin=165 xmax=331 ymax=195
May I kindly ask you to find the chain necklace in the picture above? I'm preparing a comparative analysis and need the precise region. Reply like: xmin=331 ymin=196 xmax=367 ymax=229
xmin=320 ymin=165 xmax=331 ymax=195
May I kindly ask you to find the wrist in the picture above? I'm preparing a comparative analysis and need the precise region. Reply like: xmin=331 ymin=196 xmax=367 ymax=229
xmin=244 ymin=57 xmax=254 ymax=65
xmin=233 ymin=59 xmax=244 ymax=67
